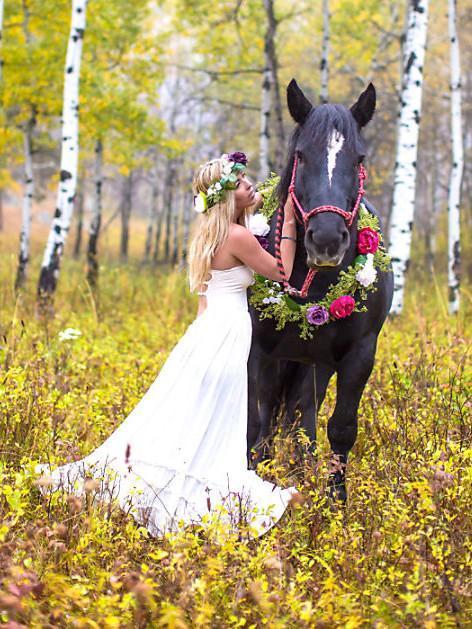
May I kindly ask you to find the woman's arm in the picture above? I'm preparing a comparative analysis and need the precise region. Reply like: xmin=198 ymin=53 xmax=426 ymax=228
xmin=280 ymin=197 xmax=296 ymax=279
xmin=230 ymin=197 xmax=298 ymax=282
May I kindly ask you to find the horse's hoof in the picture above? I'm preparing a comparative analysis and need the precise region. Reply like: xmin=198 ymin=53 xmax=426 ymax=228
xmin=327 ymin=471 xmax=347 ymax=504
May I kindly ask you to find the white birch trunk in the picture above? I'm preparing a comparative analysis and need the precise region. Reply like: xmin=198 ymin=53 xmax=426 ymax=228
xmin=320 ymin=0 xmax=330 ymax=104
xmin=15 ymin=118 xmax=35 ymax=289
xmin=388 ymin=0 xmax=429 ymax=314
xmin=86 ymin=138 xmax=103 ymax=287
xmin=263 ymin=0 xmax=284 ymax=170
xmin=447 ymin=0 xmax=463 ymax=314
xmin=259 ymin=60 xmax=271 ymax=181
xmin=38 ymin=0 xmax=87 ymax=299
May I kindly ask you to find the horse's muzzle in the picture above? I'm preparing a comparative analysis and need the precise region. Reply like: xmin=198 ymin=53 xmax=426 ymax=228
xmin=306 ymin=254 xmax=344 ymax=269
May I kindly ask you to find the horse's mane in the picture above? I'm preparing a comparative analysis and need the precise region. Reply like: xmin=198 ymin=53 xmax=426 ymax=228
xmin=277 ymin=104 xmax=365 ymax=204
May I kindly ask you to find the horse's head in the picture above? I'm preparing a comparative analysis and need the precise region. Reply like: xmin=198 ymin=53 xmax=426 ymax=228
xmin=279 ymin=80 xmax=376 ymax=269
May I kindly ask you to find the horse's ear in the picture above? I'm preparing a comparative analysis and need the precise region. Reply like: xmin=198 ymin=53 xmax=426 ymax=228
xmin=287 ymin=79 xmax=313 ymax=125
xmin=350 ymin=83 xmax=376 ymax=127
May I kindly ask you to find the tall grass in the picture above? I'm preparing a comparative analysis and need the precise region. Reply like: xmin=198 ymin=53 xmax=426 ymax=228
xmin=0 ymin=242 xmax=470 ymax=626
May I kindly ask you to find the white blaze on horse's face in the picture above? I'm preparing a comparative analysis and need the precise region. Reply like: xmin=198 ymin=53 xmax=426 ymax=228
xmin=327 ymin=130 xmax=345 ymax=187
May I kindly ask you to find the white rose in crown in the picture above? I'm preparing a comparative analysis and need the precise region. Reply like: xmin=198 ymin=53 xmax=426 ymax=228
xmin=248 ymin=213 xmax=270 ymax=237
xmin=222 ymin=162 xmax=233 ymax=176
xmin=194 ymin=192 xmax=208 ymax=213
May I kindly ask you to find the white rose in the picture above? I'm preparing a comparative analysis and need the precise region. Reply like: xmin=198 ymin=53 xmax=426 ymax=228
xmin=262 ymin=297 xmax=271 ymax=304
xmin=248 ymin=213 xmax=270 ymax=237
xmin=194 ymin=193 xmax=207 ymax=213
xmin=215 ymin=182 xmax=223 ymax=191
xmin=222 ymin=163 xmax=233 ymax=176
xmin=355 ymin=254 xmax=377 ymax=287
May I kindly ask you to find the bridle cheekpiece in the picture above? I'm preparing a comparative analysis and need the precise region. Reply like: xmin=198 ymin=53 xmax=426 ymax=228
xmin=274 ymin=156 xmax=368 ymax=298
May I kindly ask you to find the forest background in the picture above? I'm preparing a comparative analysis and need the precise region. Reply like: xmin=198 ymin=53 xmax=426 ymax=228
xmin=1 ymin=0 xmax=471 ymax=278
xmin=0 ymin=0 xmax=470 ymax=626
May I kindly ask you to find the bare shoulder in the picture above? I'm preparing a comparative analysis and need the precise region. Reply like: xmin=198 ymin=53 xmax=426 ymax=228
xmin=228 ymin=223 xmax=251 ymax=243
xmin=227 ymin=223 xmax=261 ymax=261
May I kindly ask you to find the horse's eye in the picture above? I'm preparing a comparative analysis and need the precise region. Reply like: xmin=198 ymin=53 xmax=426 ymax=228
xmin=358 ymin=155 xmax=365 ymax=164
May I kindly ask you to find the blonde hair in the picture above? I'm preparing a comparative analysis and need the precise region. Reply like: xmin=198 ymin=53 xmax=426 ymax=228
xmin=188 ymin=158 xmax=254 ymax=293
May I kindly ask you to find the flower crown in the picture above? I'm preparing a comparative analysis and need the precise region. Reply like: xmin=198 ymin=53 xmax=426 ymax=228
xmin=194 ymin=152 xmax=248 ymax=213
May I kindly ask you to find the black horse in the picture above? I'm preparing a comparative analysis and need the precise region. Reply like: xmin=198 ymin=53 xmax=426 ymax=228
xmin=247 ymin=80 xmax=394 ymax=500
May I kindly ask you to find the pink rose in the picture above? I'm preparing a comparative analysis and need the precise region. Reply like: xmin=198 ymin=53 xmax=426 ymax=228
xmin=357 ymin=227 xmax=379 ymax=254
xmin=329 ymin=295 xmax=355 ymax=319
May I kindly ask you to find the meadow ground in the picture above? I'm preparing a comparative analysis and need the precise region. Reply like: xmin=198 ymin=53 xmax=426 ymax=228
xmin=0 ymin=216 xmax=470 ymax=627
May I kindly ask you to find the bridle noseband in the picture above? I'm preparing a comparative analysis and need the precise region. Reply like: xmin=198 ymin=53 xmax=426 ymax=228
xmin=274 ymin=156 xmax=367 ymax=298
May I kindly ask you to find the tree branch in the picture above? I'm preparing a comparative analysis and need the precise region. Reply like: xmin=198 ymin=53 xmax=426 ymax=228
xmin=166 ymin=63 xmax=264 ymax=77
xmin=187 ymin=95 xmax=260 ymax=111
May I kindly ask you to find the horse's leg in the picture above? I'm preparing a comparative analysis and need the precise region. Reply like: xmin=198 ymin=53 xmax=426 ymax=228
xmin=314 ymin=363 xmax=335 ymax=415
xmin=247 ymin=357 xmax=260 ymax=464
xmin=296 ymin=362 xmax=335 ymax=462
xmin=327 ymin=335 xmax=377 ymax=502
xmin=285 ymin=363 xmax=316 ymax=451
xmin=247 ymin=354 xmax=284 ymax=468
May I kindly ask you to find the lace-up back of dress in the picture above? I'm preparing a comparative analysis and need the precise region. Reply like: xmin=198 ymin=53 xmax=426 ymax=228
xmin=201 ymin=264 xmax=254 ymax=310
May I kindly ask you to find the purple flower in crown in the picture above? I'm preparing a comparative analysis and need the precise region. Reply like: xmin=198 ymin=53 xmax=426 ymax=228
xmin=227 ymin=151 xmax=248 ymax=166
xmin=306 ymin=304 xmax=329 ymax=326
xmin=255 ymin=235 xmax=269 ymax=250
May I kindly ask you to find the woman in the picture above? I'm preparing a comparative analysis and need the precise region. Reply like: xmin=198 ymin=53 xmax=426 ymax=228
xmin=36 ymin=152 xmax=298 ymax=539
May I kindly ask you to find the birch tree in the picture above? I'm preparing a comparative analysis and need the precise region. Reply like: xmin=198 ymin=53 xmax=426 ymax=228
xmin=144 ymin=167 xmax=159 ymax=262
xmin=119 ymin=172 xmax=133 ymax=261
xmin=163 ymin=158 xmax=177 ymax=263
xmin=179 ymin=189 xmax=193 ymax=269
xmin=263 ymin=0 xmax=285 ymax=170
xmin=38 ymin=0 xmax=87 ymax=301
xmin=171 ymin=184 xmax=181 ymax=265
xmin=153 ymin=204 xmax=164 ymax=264
xmin=86 ymin=138 xmax=102 ymax=287
xmin=447 ymin=0 xmax=463 ymax=314
xmin=15 ymin=110 xmax=35 ymax=289
xmin=15 ymin=3 xmax=36 ymax=290
xmin=73 ymin=183 xmax=84 ymax=257
xmin=320 ymin=0 xmax=330 ymax=104
xmin=79 ymin=0 xmax=162 ymax=280
xmin=259 ymin=45 xmax=271 ymax=181
xmin=388 ymin=0 xmax=429 ymax=315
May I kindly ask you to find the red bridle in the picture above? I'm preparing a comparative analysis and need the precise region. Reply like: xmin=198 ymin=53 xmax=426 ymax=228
xmin=274 ymin=156 xmax=368 ymax=298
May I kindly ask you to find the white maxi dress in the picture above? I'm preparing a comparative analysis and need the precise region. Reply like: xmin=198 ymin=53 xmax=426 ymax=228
xmin=36 ymin=264 xmax=297 ymax=538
